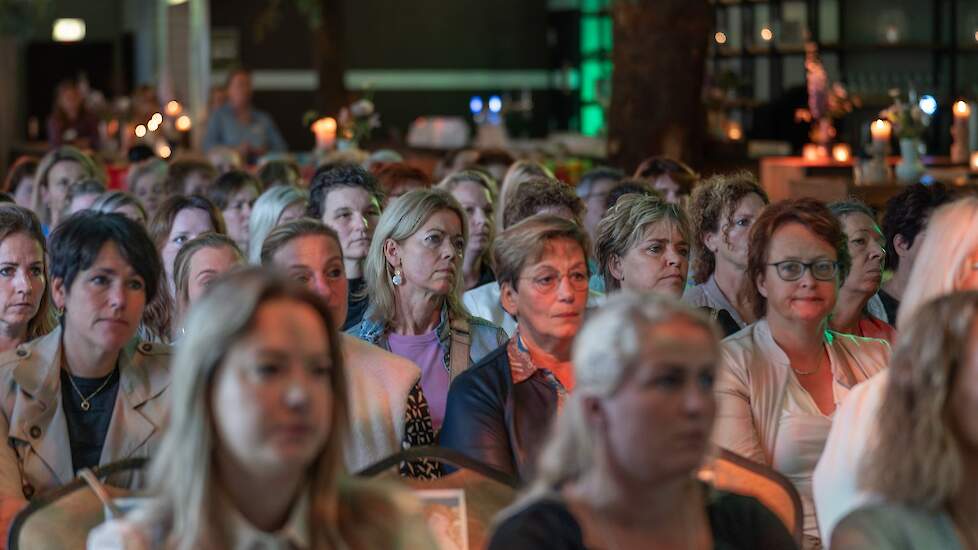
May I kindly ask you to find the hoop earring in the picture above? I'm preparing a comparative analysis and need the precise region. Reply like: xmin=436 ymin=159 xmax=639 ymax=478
xmin=391 ymin=268 xmax=403 ymax=286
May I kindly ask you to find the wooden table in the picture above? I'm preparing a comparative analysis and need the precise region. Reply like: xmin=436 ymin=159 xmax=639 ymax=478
xmin=759 ymin=155 xmax=976 ymax=210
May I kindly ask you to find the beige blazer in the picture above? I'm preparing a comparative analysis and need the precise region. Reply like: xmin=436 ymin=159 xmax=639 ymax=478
xmin=340 ymin=334 xmax=420 ymax=473
xmin=0 ymin=327 xmax=170 ymax=500
xmin=713 ymin=319 xmax=889 ymax=465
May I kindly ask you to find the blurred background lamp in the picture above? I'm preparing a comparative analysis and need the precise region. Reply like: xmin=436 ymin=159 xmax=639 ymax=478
xmin=165 ymin=101 xmax=181 ymax=117
xmin=52 ymin=19 xmax=85 ymax=42
xmin=134 ymin=125 xmax=146 ymax=138
xmin=175 ymin=115 xmax=192 ymax=132
xmin=488 ymin=95 xmax=502 ymax=114
xmin=918 ymin=95 xmax=938 ymax=116
xmin=469 ymin=96 xmax=483 ymax=115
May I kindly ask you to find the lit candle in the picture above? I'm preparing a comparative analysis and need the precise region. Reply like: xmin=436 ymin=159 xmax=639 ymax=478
xmin=970 ymin=151 xmax=978 ymax=172
xmin=726 ymin=121 xmax=743 ymax=141
xmin=871 ymin=119 xmax=891 ymax=143
xmin=312 ymin=117 xmax=337 ymax=150
xmin=802 ymin=143 xmax=821 ymax=161
xmin=952 ymin=101 xmax=972 ymax=164
xmin=832 ymin=143 xmax=852 ymax=163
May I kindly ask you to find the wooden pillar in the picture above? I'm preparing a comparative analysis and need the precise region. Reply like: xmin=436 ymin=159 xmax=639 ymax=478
xmin=607 ymin=0 xmax=712 ymax=172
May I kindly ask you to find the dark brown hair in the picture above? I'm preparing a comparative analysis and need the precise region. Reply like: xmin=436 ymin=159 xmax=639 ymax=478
xmin=372 ymin=163 xmax=430 ymax=198
xmin=634 ymin=156 xmax=699 ymax=196
xmin=743 ymin=198 xmax=851 ymax=320
xmin=688 ymin=172 xmax=769 ymax=284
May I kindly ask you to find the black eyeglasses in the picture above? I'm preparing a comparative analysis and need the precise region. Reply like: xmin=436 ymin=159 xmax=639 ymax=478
xmin=768 ymin=260 xmax=839 ymax=282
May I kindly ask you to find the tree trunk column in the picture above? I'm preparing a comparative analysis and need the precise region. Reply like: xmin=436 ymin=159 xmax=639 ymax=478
xmin=608 ymin=1 xmax=711 ymax=172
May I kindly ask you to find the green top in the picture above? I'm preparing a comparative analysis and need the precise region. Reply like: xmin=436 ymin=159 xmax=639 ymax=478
xmin=831 ymin=503 xmax=962 ymax=550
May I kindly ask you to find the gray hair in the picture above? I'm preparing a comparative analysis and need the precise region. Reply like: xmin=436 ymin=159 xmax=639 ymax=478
xmin=247 ymin=185 xmax=309 ymax=263
xmin=90 ymin=191 xmax=148 ymax=225
xmin=126 ymin=159 xmax=168 ymax=193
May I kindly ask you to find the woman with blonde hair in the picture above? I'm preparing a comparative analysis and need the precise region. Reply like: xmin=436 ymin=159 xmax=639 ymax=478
xmin=830 ymin=291 xmax=978 ymax=548
xmin=0 ymin=205 xmax=55 ymax=352
xmin=495 ymin=160 xmax=553 ymax=233
xmin=351 ymin=188 xmax=506 ymax=477
xmin=262 ymin=219 xmax=421 ymax=471
xmin=247 ymin=185 xmax=308 ymax=263
xmin=30 ymin=145 xmax=101 ymax=229
xmin=814 ymin=196 xmax=978 ymax=542
xmin=489 ymin=292 xmax=794 ymax=548
xmin=438 ymin=170 xmax=497 ymax=289
xmin=127 ymin=159 xmax=169 ymax=219
xmin=171 ymin=233 xmax=243 ymax=334
xmin=88 ymin=268 xmax=434 ymax=549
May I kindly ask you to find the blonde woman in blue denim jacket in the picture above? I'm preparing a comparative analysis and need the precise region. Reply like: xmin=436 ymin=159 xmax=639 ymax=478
xmin=351 ymin=189 xmax=506 ymax=478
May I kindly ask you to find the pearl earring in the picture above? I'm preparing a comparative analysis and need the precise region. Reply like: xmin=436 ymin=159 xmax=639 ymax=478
xmin=392 ymin=268 xmax=403 ymax=286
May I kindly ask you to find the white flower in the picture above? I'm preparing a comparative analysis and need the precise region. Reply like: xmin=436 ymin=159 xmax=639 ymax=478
xmin=350 ymin=99 xmax=374 ymax=118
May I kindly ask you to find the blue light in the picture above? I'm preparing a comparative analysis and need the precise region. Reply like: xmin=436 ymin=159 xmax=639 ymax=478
xmin=488 ymin=95 xmax=503 ymax=114
xmin=469 ymin=96 xmax=483 ymax=115
xmin=919 ymin=95 xmax=938 ymax=116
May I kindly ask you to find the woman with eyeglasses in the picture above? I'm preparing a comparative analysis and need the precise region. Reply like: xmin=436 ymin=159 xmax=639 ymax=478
xmin=713 ymin=198 xmax=890 ymax=549
xmin=827 ymin=201 xmax=895 ymax=342
xmin=441 ymin=215 xmax=590 ymax=480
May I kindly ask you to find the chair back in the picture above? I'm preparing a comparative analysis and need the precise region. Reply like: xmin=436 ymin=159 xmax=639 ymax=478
xmin=698 ymin=448 xmax=803 ymax=546
xmin=8 ymin=458 xmax=147 ymax=550
xmin=358 ymin=446 xmax=519 ymax=550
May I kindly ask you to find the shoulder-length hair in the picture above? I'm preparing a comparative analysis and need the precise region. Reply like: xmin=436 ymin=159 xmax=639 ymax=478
xmin=247 ymin=185 xmax=309 ymax=264
xmin=143 ymin=268 xmax=349 ymax=549
xmin=897 ymin=197 xmax=978 ymax=328
xmin=594 ymin=193 xmax=690 ymax=292
xmin=0 ymin=205 xmax=55 ymax=339
xmin=172 ymin=233 xmax=243 ymax=316
xmin=862 ymin=291 xmax=978 ymax=507
xmin=31 ymin=146 xmax=102 ymax=224
xmin=517 ymin=292 xmax=719 ymax=504
xmin=743 ymin=198 xmax=850 ymax=320
xmin=438 ymin=169 xmax=498 ymax=270
xmin=144 ymin=195 xmax=226 ymax=342
xmin=363 ymin=188 xmax=469 ymax=325
xmin=687 ymin=172 xmax=769 ymax=284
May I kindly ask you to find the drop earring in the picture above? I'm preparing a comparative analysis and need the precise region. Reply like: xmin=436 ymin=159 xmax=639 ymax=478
xmin=391 ymin=268 xmax=403 ymax=286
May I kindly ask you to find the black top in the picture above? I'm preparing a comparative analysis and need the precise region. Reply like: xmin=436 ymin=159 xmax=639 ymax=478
xmin=490 ymin=489 xmax=797 ymax=550
xmin=877 ymin=290 xmax=900 ymax=327
xmin=343 ymin=278 xmax=369 ymax=331
xmin=60 ymin=368 xmax=120 ymax=473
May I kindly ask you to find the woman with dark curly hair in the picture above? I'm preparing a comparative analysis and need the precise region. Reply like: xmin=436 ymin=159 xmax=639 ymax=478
xmin=683 ymin=172 xmax=769 ymax=331
xmin=713 ymin=198 xmax=890 ymax=549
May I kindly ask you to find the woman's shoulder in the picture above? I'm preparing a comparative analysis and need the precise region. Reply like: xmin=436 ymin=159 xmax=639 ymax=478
xmin=826 ymin=331 xmax=891 ymax=377
xmin=831 ymin=503 xmax=958 ymax=549
xmin=489 ymin=497 xmax=584 ymax=550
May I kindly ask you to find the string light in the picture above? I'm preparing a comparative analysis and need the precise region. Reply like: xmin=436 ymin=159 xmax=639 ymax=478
xmin=760 ymin=27 xmax=774 ymax=42
xmin=715 ymin=32 xmax=727 ymax=45
xmin=135 ymin=125 xmax=146 ymax=138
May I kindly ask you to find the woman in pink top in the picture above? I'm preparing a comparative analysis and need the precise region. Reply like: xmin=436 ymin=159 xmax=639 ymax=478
xmin=827 ymin=200 xmax=895 ymax=342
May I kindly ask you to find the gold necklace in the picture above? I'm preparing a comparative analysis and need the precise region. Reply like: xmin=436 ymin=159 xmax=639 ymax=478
xmin=791 ymin=351 xmax=826 ymax=376
xmin=64 ymin=368 xmax=117 ymax=411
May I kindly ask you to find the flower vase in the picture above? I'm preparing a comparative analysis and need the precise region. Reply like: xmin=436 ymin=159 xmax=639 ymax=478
xmin=895 ymin=138 xmax=925 ymax=184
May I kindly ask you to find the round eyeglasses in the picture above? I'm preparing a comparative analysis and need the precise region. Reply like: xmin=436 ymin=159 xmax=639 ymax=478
xmin=768 ymin=260 xmax=839 ymax=282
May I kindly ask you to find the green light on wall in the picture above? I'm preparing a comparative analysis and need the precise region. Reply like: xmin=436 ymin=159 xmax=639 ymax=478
xmin=579 ymin=2 xmax=612 ymax=136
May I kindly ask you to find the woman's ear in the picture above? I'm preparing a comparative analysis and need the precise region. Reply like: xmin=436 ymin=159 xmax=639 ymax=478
xmin=500 ymin=281 xmax=519 ymax=318
xmin=608 ymin=254 xmax=625 ymax=283
xmin=51 ymin=278 xmax=67 ymax=311
xmin=382 ymin=238 xmax=399 ymax=270
xmin=756 ymin=271 xmax=768 ymax=299
xmin=703 ymin=231 xmax=719 ymax=255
